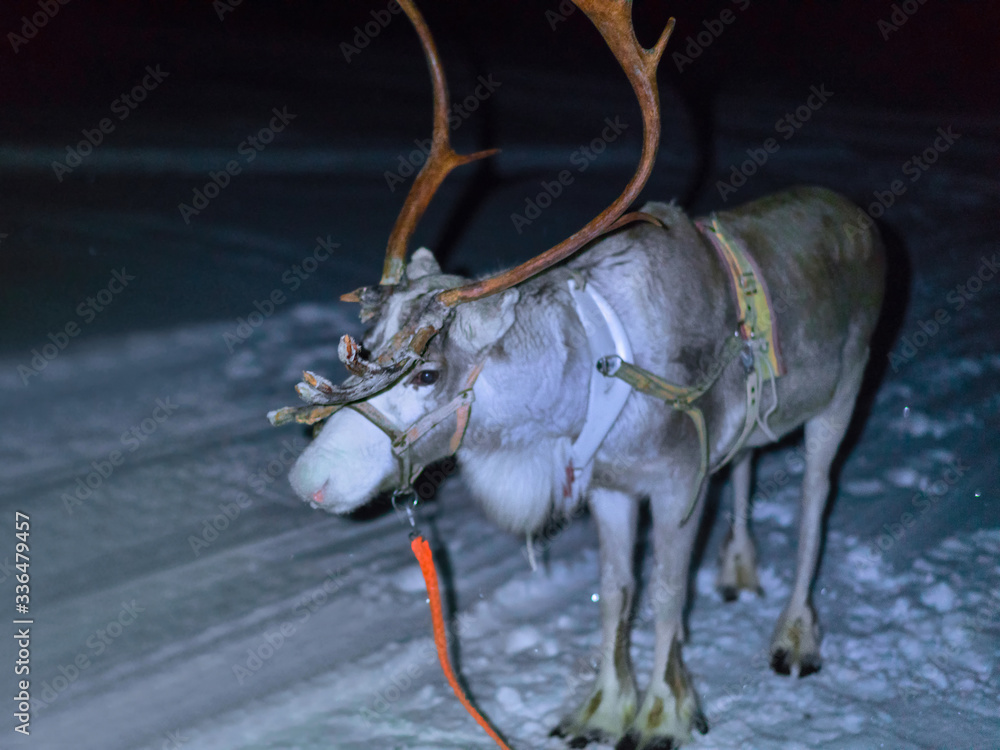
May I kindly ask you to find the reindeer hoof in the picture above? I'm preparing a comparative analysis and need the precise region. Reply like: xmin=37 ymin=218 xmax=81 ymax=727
xmin=550 ymin=725 xmax=608 ymax=748
xmin=616 ymin=732 xmax=679 ymax=750
xmin=693 ymin=710 xmax=710 ymax=735
xmin=617 ymin=638 xmax=707 ymax=749
xmin=799 ymin=653 xmax=822 ymax=677
xmin=770 ymin=648 xmax=792 ymax=675
xmin=770 ymin=647 xmax=822 ymax=677
xmin=717 ymin=533 xmax=762 ymax=602
xmin=613 ymin=711 xmax=708 ymax=750
xmin=770 ymin=603 xmax=822 ymax=677
xmin=614 ymin=732 xmax=644 ymax=750
xmin=554 ymin=681 xmax=638 ymax=748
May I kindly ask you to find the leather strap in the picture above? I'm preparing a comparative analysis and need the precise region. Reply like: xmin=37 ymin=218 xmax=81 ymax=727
xmin=696 ymin=216 xmax=785 ymax=376
xmin=594 ymin=220 xmax=786 ymax=523
xmin=598 ymin=331 xmax=744 ymax=523
xmin=268 ymin=362 xmax=484 ymax=490
xmin=566 ymin=278 xmax=634 ymax=482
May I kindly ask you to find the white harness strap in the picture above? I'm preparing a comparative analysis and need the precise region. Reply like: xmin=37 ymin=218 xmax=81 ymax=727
xmin=566 ymin=277 xmax=633 ymax=482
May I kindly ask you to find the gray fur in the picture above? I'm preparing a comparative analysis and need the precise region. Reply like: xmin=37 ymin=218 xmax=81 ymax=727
xmin=288 ymin=185 xmax=884 ymax=748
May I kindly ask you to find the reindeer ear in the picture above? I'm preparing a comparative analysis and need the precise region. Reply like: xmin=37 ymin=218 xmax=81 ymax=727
xmin=407 ymin=247 xmax=442 ymax=280
xmin=453 ymin=288 xmax=519 ymax=353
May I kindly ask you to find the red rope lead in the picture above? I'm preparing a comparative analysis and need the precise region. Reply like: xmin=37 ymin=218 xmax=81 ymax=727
xmin=410 ymin=535 xmax=513 ymax=750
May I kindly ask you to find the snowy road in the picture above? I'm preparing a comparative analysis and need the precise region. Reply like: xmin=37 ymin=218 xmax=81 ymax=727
xmin=1 ymin=22 xmax=998 ymax=750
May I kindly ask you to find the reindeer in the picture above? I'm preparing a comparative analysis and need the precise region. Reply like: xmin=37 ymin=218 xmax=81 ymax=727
xmin=269 ymin=1 xmax=885 ymax=747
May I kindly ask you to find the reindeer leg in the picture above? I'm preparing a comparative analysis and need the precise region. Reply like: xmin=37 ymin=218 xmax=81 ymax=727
xmin=619 ymin=479 xmax=709 ymax=750
xmin=770 ymin=352 xmax=868 ymax=677
xmin=717 ymin=451 xmax=763 ymax=601
xmin=553 ymin=488 xmax=639 ymax=747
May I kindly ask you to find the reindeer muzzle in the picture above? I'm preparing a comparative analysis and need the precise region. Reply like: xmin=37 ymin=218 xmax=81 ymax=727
xmin=270 ymin=358 xmax=481 ymax=498
xmin=268 ymin=304 xmax=481 ymax=496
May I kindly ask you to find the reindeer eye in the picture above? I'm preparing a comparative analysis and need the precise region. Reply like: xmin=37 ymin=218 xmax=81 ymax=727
xmin=413 ymin=369 xmax=439 ymax=386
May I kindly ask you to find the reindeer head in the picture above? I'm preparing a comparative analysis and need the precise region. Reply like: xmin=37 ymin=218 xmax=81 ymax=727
xmin=283 ymin=249 xmax=519 ymax=513
xmin=269 ymin=0 xmax=674 ymax=514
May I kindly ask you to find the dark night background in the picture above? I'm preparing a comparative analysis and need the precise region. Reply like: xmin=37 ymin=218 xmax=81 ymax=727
xmin=1 ymin=1 xmax=997 ymax=348
xmin=3 ymin=1 xmax=999 ymax=114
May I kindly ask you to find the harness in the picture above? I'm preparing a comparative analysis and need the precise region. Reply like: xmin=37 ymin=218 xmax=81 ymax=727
xmin=594 ymin=215 xmax=785 ymax=522
xmin=269 ymin=217 xmax=783 ymax=524
xmin=267 ymin=363 xmax=483 ymax=500
xmin=562 ymin=277 xmax=635 ymax=504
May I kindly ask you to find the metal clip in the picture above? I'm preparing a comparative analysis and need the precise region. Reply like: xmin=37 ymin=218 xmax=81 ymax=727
xmin=739 ymin=344 xmax=755 ymax=375
xmin=596 ymin=355 xmax=623 ymax=377
xmin=391 ymin=487 xmax=418 ymax=528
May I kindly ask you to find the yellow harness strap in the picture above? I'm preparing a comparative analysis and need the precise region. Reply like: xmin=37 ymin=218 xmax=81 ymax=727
xmin=697 ymin=216 xmax=785 ymax=377
xmin=697 ymin=216 xmax=784 ymax=465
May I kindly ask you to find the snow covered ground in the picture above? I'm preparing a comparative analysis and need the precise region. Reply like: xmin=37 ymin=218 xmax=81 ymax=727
xmin=0 ymin=16 xmax=998 ymax=750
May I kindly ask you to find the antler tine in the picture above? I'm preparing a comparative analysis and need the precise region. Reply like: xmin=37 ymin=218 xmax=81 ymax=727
xmin=437 ymin=0 xmax=674 ymax=307
xmin=380 ymin=0 xmax=500 ymax=288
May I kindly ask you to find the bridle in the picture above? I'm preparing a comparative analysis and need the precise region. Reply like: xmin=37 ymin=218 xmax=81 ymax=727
xmin=348 ymin=361 xmax=484 ymax=494
xmin=268 ymin=361 xmax=484 ymax=501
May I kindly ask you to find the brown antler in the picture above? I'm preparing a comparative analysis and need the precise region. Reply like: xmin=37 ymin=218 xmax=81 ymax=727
xmin=437 ymin=0 xmax=673 ymax=307
xmin=379 ymin=0 xmax=499 ymax=288
xmin=304 ymin=1 xmax=673 ymax=406
xmin=293 ymin=293 xmax=452 ymax=406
